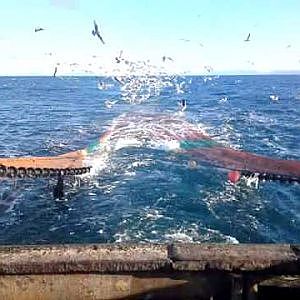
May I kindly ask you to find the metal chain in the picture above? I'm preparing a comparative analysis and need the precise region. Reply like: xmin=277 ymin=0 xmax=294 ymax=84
xmin=0 ymin=163 xmax=298 ymax=183
xmin=0 ymin=164 xmax=91 ymax=179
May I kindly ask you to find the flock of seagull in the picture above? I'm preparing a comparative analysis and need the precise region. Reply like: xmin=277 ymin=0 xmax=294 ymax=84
xmin=35 ymin=20 xmax=106 ymax=77
xmin=33 ymin=23 xmax=285 ymax=103
xmin=34 ymin=21 xmax=255 ymax=78
xmin=34 ymin=20 xmax=298 ymax=80
xmin=32 ymin=23 xmax=287 ymax=106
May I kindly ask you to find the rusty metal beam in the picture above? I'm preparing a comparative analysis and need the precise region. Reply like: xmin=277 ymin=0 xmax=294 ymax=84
xmin=0 ymin=243 xmax=299 ymax=300
xmin=0 ymin=273 xmax=230 ymax=300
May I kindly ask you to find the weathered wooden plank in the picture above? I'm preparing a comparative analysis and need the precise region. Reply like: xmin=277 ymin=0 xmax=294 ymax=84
xmin=0 ymin=244 xmax=169 ymax=274
xmin=1 ymin=243 xmax=299 ymax=275
xmin=170 ymin=244 xmax=300 ymax=272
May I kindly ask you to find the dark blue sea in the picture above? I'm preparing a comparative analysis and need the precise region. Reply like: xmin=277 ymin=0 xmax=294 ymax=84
xmin=0 ymin=75 xmax=299 ymax=244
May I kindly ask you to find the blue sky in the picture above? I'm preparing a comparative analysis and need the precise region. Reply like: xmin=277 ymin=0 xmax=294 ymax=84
xmin=1 ymin=0 xmax=300 ymax=75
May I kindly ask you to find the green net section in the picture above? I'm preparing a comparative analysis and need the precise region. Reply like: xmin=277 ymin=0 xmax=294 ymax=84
xmin=86 ymin=139 xmax=101 ymax=154
xmin=180 ymin=139 xmax=219 ymax=150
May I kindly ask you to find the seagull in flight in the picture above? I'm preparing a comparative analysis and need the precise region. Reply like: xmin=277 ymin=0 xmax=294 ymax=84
xmin=92 ymin=20 xmax=105 ymax=44
xmin=53 ymin=66 xmax=58 ymax=78
xmin=113 ymin=76 xmax=124 ymax=85
xmin=35 ymin=27 xmax=45 ymax=33
xmin=204 ymin=65 xmax=213 ymax=73
xmin=244 ymin=33 xmax=251 ymax=42
xmin=115 ymin=50 xmax=123 ymax=63
xmin=162 ymin=56 xmax=174 ymax=62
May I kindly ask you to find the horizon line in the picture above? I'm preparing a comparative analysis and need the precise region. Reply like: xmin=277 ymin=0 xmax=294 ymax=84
xmin=1 ymin=72 xmax=300 ymax=77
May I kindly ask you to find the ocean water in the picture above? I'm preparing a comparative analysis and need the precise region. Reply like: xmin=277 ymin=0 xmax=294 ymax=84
xmin=0 ymin=75 xmax=299 ymax=245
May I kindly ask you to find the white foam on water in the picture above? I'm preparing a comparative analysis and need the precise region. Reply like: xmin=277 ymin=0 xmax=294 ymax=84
xmin=114 ymin=230 xmax=134 ymax=243
xmin=82 ymin=112 xmax=211 ymax=177
xmin=164 ymin=232 xmax=194 ymax=242
xmin=150 ymin=139 xmax=180 ymax=151
xmin=84 ymin=152 xmax=110 ymax=176
xmin=124 ymin=171 xmax=136 ymax=177
xmin=131 ymin=160 xmax=152 ymax=168
xmin=206 ymin=228 xmax=239 ymax=244
xmin=114 ymin=138 xmax=143 ymax=150
xmin=144 ymin=209 xmax=164 ymax=220
xmin=269 ymin=94 xmax=279 ymax=101
xmin=163 ymin=224 xmax=239 ymax=244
